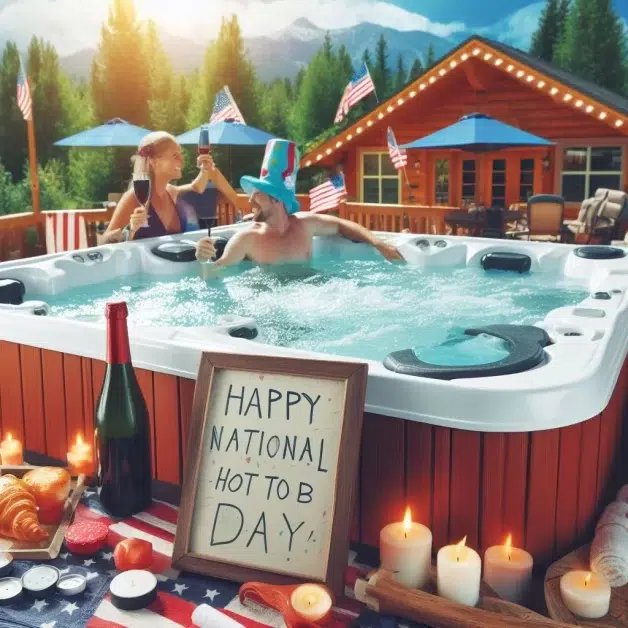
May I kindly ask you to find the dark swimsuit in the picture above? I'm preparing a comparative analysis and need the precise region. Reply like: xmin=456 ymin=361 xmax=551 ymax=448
xmin=133 ymin=193 xmax=200 ymax=240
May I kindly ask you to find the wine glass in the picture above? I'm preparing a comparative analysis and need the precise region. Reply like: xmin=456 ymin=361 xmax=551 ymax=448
xmin=198 ymin=126 xmax=211 ymax=156
xmin=132 ymin=172 xmax=151 ymax=229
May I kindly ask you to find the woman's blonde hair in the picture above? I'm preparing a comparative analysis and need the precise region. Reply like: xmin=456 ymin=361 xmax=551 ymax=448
xmin=129 ymin=131 xmax=179 ymax=205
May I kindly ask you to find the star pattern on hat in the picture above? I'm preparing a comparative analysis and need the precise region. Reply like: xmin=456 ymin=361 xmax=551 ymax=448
xmin=284 ymin=173 xmax=296 ymax=190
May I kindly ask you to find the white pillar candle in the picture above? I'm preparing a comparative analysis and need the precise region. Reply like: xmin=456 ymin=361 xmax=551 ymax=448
xmin=192 ymin=604 xmax=246 ymax=628
xmin=560 ymin=571 xmax=610 ymax=619
xmin=290 ymin=583 xmax=333 ymax=621
xmin=380 ymin=507 xmax=432 ymax=589
xmin=483 ymin=535 xmax=533 ymax=604
xmin=437 ymin=536 xmax=482 ymax=607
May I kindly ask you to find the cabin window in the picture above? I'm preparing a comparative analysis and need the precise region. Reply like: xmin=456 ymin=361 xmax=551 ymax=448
xmin=519 ymin=159 xmax=535 ymax=201
xmin=462 ymin=160 xmax=476 ymax=203
xmin=361 ymin=152 xmax=400 ymax=203
xmin=561 ymin=146 xmax=623 ymax=202
xmin=491 ymin=159 xmax=507 ymax=208
xmin=434 ymin=159 xmax=450 ymax=204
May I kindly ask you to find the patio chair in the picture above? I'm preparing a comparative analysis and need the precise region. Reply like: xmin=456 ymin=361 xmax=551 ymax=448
xmin=588 ymin=188 xmax=628 ymax=244
xmin=506 ymin=194 xmax=568 ymax=242
xmin=483 ymin=207 xmax=505 ymax=238
xmin=563 ymin=190 xmax=609 ymax=243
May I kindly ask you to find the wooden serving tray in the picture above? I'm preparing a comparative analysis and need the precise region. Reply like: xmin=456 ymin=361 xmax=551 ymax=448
xmin=545 ymin=544 xmax=628 ymax=627
xmin=0 ymin=465 xmax=86 ymax=560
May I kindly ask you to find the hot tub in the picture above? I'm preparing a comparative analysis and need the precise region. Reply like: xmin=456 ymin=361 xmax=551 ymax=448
xmin=0 ymin=226 xmax=627 ymax=566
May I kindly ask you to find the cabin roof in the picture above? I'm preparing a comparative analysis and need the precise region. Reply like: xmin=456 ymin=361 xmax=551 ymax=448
xmin=300 ymin=35 xmax=628 ymax=167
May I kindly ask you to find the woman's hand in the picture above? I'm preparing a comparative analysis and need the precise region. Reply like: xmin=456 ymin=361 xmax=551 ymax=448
xmin=197 ymin=154 xmax=215 ymax=173
xmin=196 ymin=236 xmax=217 ymax=262
xmin=129 ymin=207 xmax=149 ymax=234
xmin=99 ymin=228 xmax=124 ymax=244
xmin=375 ymin=240 xmax=404 ymax=262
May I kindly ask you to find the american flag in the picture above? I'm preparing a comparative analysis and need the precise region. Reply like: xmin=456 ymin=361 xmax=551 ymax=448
xmin=387 ymin=127 xmax=407 ymax=170
xmin=0 ymin=490 xmax=375 ymax=628
xmin=210 ymin=86 xmax=246 ymax=125
xmin=334 ymin=64 xmax=376 ymax=123
xmin=309 ymin=174 xmax=347 ymax=213
xmin=16 ymin=57 xmax=32 ymax=121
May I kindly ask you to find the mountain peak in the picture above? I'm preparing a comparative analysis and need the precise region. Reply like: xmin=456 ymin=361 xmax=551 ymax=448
xmin=291 ymin=17 xmax=320 ymax=30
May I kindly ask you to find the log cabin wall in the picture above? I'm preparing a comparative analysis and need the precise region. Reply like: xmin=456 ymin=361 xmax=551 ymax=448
xmin=1 ymin=339 xmax=626 ymax=566
xmin=327 ymin=58 xmax=628 ymax=211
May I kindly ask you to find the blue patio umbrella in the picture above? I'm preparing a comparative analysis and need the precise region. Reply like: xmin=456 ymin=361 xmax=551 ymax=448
xmin=175 ymin=120 xmax=276 ymax=146
xmin=401 ymin=113 xmax=553 ymax=152
xmin=54 ymin=117 xmax=152 ymax=147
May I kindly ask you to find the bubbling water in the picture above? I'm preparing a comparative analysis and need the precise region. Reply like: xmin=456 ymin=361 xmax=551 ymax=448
xmin=39 ymin=258 xmax=589 ymax=362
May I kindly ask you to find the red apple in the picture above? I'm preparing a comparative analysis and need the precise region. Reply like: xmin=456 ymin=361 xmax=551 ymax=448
xmin=113 ymin=538 xmax=153 ymax=571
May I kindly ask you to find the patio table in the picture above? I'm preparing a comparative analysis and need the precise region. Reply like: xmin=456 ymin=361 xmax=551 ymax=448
xmin=445 ymin=209 xmax=524 ymax=236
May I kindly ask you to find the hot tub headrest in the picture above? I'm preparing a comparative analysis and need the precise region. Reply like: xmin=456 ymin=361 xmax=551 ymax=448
xmin=481 ymin=252 xmax=531 ymax=273
xmin=383 ymin=324 xmax=550 ymax=380
xmin=0 ymin=279 xmax=25 ymax=305
xmin=151 ymin=236 xmax=229 ymax=263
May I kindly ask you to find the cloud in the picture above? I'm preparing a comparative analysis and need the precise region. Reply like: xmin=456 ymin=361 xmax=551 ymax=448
xmin=1 ymin=0 xmax=468 ymax=56
xmin=478 ymin=1 xmax=544 ymax=49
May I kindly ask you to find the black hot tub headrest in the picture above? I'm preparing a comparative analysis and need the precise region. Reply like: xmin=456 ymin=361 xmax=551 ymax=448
xmin=0 ymin=279 xmax=25 ymax=305
xmin=151 ymin=236 xmax=229 ymax=263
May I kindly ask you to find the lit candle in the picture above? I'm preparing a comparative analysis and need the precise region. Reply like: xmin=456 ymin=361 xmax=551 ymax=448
xmin=0 ymin=433 xmax=23 ymax=466
xmin=437 ymin=536 xmax=482 ymax=607
xmin=560 ymin=571 xmax=610 ymax=619
xmin=290 ymin=584 xmax=333 ymax=622
xmin=66 ymin=433 xmax=93 ymax=476
xmin=483 ymin=534 xmax=533 ymax=604
xmin=380 ymin=507 xmax=432 ymax=589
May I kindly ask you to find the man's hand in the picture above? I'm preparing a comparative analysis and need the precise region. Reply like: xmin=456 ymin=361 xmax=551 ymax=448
xmin=375 ymin=240 xmax=404 ymax=261
xmin=195 ymin=236 xmax=217 ymax=261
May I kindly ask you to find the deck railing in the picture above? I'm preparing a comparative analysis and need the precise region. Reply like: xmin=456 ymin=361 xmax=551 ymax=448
xmin=0 ymin=194 xmax=454 ymax=261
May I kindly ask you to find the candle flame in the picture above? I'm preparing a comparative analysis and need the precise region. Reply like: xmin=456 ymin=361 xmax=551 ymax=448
xmin=585 ymin=573 xmax=592 ymax=586
xmin=505 ymin=534 xmax=512 ymax=560
xmin=76 ymin=433 xmax=83 ymax=446
xmin=403 ymin=507 xmax=412 ymax=532
xmin=456 ymin=536 xmax=466 ymax=561
xmin=5 ymin=433 xmax=11 ymax=442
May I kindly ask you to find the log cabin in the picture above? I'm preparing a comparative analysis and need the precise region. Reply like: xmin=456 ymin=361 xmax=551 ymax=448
xmin=300 ymin=36 xmax=628 ymax=216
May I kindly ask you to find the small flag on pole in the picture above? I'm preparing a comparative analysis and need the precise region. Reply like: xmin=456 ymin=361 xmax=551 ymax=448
xmin=387 ymin=127 xmax=408 ymax=170
xmin=334 ymin=63 xmax=376 ymax=123
xmin=16 ymin=56 xmax=32 ymax=121
xmin=209 ymin=85 xmax=245 ymax=125
xmin=309 ymin=174 xmax=347 ymax=213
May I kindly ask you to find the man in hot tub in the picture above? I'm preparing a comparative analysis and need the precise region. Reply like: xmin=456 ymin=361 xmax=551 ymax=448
xmin=195 ymin=139 xmax=402 ymax=269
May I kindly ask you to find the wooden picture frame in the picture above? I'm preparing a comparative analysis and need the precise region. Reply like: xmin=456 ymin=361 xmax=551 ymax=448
xmin=172 ymin=352 xmax=368 ymax=596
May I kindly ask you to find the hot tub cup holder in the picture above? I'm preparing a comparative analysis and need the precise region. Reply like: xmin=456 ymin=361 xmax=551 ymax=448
xmin=383 ymin=324 xmax=551 ymax=380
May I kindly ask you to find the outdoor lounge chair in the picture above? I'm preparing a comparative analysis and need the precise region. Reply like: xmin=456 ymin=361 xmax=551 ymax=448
xmin=506 ymin=194 xmax=568 ymax=242
xmin=565 ymin=189 xmax=628 ymax=244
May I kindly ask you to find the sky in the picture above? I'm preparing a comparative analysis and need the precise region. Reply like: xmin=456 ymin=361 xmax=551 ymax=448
xmin=0 ymin=0 xmax=626 ymax=58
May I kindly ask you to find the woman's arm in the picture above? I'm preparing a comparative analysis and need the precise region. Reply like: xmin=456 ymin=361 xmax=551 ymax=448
xmin=101 ymin=190 xmax=140 ymax=242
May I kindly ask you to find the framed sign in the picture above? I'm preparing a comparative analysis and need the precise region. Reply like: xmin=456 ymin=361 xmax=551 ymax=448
xmin=172 ymin=352 xmax=368 ymax=596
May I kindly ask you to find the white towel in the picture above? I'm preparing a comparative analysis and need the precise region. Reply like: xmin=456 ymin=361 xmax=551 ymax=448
xmin=591 ymin=502 xmax=628 ymax=587
xmin=617 ymin=484 xmax=628 ymax=504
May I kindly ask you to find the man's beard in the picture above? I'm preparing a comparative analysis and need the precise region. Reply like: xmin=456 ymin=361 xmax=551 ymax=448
xmin=252 ymin=204 xmax=267 ymax=222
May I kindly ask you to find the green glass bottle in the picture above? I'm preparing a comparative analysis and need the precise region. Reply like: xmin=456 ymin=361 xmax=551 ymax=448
xmin=96 ymin=301 xmax=152 ymax=516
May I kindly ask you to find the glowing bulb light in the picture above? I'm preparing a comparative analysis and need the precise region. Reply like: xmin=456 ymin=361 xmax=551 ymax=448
xmin=564 ymin=93 xmax=573 ymax=102
xmin=367 ymin=120 xmax=373 ymax=126
xmin=397 ymin=98 xmax=404 ymax=105
xmin=599 ymin=112 xmax=607 ymax=120
xmin=473 ymin=48 xmax=481 ymax=56
xmin=586 ymin=105 xmax=594 ymax=113
xmin=387 ymin=105 xmax=394 ymax=112
xmin=550 ymin=87 xmax=559 ymax=95
xmin=429 ymin=77 xmax=436 ymax=84
xmin=335 ymin=141 xmax=342 ymax=148
xmin=575 ymin=99 xmax=583 ymax=107
xmin=325 ymin=148 xmax=332 ymax=155
xmin=506 ymin=64 xmax=514 ymax=72
xmin=484 ymin=53 xmax=492 ymax=60
xmin=439 ymin=69 xmax=446 ymax=76
xmin=516 ymin=70 xmax=524 ymax=78
xmin=450 ymin=61 xmax=457 ymax=69
xmin=616 ymin=120 xmax=624 ymax=127
xmin=356 ymin=127 xmax=363 ymax=134
xmin=419 ymin=84 xmax=426 ymax=90
xmin=526 ymin=75 xmax=534 ymax=82
xmin=461 ymin=53 xmax=469 ymax=61
xmin=409 ymin=90 xmax=416 ymax=97
xmin=346 ymin=134 xmax=353 ymax=140
xmin=495 ymin=59 xmax=503 ymax=66
xmin=305 ymin=160 xmax=311 ymax=167
xmin=537 ymin=81 xmax=545 ymax=88
xmin=316 ymin=155 xmax=322 ymax=161
xmin=378 ymin=112 xmax=384 ymax=119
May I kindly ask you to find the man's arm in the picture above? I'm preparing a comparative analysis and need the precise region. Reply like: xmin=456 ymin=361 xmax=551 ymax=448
xmin=197 ymin=230 xmax=252 ymax=278
xmin=300 ymin=213 xmax=403 ymax=260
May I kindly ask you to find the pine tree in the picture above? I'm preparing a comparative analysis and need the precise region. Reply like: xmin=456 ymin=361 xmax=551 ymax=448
xmin=372 ymin=34 xmax=391 ymax=98
xmin=530 ymin=0 xmax=562 ymax=62
xmin=337 ymin=44 xmax=354 ymax=82
xmin=259 ymin=79 xmax=292 ymax=139
xmin=425 ymin=44 xmax=436 ymax=68
xmin=362 ymin=48 xmax=372 ymax=69
xmin=409 ymin=57 xmax=424 ymax=81
xmin=394 ymin=54 xmax=406 ymax=92
xmin=554 ymin=0 xmax=627 ymax=94
xmin=91 ymin=0 xmax=150 ymax=125
xmin=0 ymin=42 xmax=27 ymax=179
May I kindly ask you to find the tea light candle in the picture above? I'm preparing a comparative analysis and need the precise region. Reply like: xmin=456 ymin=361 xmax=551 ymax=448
xmin=67 ymin=433 xmax=93 ymax=476
xmin=483 ymin=535 xmax=533 ymax=604
xmin=560 ymin=571 xmax=610 ymax=619
xmin=57 ymin=574 xmax=87 ymax=596
xmin=0 ymin=577 xmax=22 ymax=605
xmin=290 ymin=583 xmax=333 ymax=622
xmin=110 ymin=569 xmax=157 ymax=610
xmin=380 ymin=507 xmax=432 ymax=589
xmin=0 ymin=434 xmax=23 ymax=466
xmin=437 ymin=536 xmax=482 ymax=607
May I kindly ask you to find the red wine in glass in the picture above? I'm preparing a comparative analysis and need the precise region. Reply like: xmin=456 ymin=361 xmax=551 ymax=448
xmin=198 ymin=126 xmax=211 ymax=156
xmin=133 ymin=177 xmax=150 ymax=206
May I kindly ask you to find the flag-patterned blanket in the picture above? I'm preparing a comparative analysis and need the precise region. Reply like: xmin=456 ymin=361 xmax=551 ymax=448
xmin=0 ymin=492 xmax=395 ymax=628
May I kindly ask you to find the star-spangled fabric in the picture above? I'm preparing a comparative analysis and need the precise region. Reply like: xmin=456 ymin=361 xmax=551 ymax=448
xmin=0 ymin=492 xmax=400 ymax=628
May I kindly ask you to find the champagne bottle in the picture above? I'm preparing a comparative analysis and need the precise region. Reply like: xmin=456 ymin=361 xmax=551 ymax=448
xmin=96 ymin=301 xmax=152 ymax=516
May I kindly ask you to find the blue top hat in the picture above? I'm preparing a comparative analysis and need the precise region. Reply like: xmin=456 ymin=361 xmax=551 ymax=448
xmin=240 ymin=139 xmax=300 ymax=214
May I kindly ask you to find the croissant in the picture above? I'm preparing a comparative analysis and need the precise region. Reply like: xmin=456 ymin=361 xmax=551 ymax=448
xmin=0 ymin=475 xmax=48 ymax=542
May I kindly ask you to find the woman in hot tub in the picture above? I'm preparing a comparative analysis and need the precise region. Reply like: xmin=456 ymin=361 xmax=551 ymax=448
xmin=101 ymin=131 xmax=218 ymax=243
